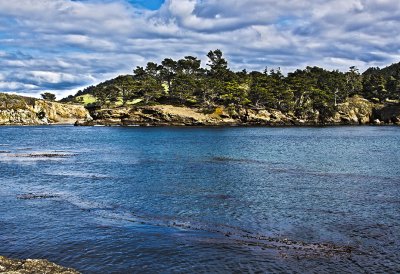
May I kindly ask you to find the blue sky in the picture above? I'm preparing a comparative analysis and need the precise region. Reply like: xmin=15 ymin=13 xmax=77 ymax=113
xmin=128 ymin=0 xmax=164 ymax=10
xmin=0 ymin=0 xmax=399 ymax=98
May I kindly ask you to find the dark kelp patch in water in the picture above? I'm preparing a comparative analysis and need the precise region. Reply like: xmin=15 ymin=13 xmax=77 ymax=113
xmin=17 ymin=193 xmax=61 ymax=200
xmin=1 ymin=152 xmax=79 ymax=162
xmin=209 ymin=156 xmax=265 ymax=164
xmin=125 ymin=211 xmax=356 ymax=258
xmin=204 ymin=194 xmax=233 ymax=200
xmin=10 ymin=153 xmax=77 ymax=158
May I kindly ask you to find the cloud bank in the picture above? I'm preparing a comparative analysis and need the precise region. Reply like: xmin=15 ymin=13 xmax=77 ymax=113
xmin=0 ymin=0 xmax=399 ymax=97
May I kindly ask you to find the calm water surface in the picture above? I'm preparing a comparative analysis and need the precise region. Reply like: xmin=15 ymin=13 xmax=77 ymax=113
xmin=0 ymin=126 xmax=399 ymax=273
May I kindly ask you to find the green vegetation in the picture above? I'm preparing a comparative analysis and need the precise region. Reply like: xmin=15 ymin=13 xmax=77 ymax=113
xmin=0 ymin=93 xmax=37 ymax=110
xmin=75 ymin=94 xmax=97 ymax=105
xmin=62 ymin=50 xmax=400 ymax=122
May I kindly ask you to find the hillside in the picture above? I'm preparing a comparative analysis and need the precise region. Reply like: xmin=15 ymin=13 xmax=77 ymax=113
xmin=61 ymin=50 xmax=399 ymax=126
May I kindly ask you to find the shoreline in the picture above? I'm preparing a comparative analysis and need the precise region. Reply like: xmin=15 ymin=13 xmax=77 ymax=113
xmin=0 ymin=122 xmax=399 ymax=127
xmin=1 ymin=93 xmax=399 ymax=127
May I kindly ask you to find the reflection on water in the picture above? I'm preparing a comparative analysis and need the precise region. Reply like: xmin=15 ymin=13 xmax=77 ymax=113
xmin=0 ymin=126 xmax=399 ymax=273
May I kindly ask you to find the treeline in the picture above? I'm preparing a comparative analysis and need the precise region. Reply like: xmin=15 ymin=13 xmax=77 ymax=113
xmin=63 ymin=50 xmax=400 ymax=120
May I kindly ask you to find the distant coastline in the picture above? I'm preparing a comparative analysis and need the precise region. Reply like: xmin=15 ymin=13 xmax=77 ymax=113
xmin=0 ymin=93 xmax=399 ymax=127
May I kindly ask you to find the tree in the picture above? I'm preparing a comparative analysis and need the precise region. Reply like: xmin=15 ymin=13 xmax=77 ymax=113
xmin=309 ymin=88 xmax=335 ymax=123
xmin=93 ymin=85 xmax=119 ymax=108
xmin=133 ymin=66 xmax=164 ymax=104
xmin=386 ymin=76 xmax=400 ymax=100
xmin=346 ymin=66 xmax=363 ymax=97
xmin=161 ymin=58 xmax=178 ymax=93
xmin=203 ymin=50 xmax=239 ymax=107
xmin=249 ymin=71 xmax=275 ymax=108
xmin=286 ymin=69 xmax=316 ymax=116
xmin=362 ymin=74 xmax=387 ymax=101
xmin=221 ymin=80 xmax=249 ymax=110
xmin=207 ymin=50 xmax=227 ymax=72
xmin=269 ymin=69 xmax=293 ymax=112
xmin=113 ymin=75 xmax=138 ymax=105
xmin=41 ymin=92 xmax=56 ymax=101
xmin=166 ymin=56 xmax=204 ymax=104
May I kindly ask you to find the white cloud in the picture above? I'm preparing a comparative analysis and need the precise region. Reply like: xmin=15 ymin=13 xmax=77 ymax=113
xmin=0 ymin=81 xmax=39 ymax=90
xmin=0 ymin=0 xmax=399 ymax=97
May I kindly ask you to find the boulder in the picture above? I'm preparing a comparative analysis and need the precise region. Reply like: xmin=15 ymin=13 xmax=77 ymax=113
xmin=334 ymin=96 xmax=381 ymax=124
xmin=0 ymin=256 xmax=79 ymax=273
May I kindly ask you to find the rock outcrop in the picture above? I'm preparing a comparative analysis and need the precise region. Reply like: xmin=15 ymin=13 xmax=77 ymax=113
xmin=332 ymin=96 xmax=383 ymax=125
xmin=76 ymin=97 xmax=400 ymax=127
xmin=76 ymin=105 xmax=299 ymax=126
xmin=0 ymin=94 xmax=90 ymax=125
xmin=375 ymin=104 xmax=400 ymax=124
xmin=76 ymin=104 xmax=331 ymax=127
xmin=0 ymin=255 xmax=79 ymax=274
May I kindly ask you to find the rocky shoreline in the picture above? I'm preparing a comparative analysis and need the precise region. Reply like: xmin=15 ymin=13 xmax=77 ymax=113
xmin=0 ymin=256 xmax=79 ymax=274
xmin=75 ymin=97 xmax=400 ymax=127
xmin=1 ymin=93 xmax=399 ymax=127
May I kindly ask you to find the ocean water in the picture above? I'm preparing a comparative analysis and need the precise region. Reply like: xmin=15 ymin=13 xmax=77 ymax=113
xmin=0 ymin=126 xmax=399 ymax=273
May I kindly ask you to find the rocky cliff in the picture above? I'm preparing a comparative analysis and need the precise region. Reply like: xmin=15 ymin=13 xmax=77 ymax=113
xmin=76 ymin=96 xmax=400 ymax=127
xmin=0 ymin=94 xmax=90 ymax=125
xmin=0 ymin=255 xmax=79 ymax=273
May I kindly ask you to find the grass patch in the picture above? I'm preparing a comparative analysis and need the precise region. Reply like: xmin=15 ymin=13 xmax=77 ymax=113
xmin=76 ymin=94 xmax=97 ymax=105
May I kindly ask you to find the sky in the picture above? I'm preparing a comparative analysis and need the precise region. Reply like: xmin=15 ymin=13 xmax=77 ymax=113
xmin=0 ymin=0 xmax=399 ymax=98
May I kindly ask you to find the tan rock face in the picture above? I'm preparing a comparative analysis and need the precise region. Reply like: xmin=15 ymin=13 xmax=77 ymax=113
xmin=334 ymin=96 xmax=381 ymax=125
xmin=0 ymin=256 xmax=79 ymax=274
xmin=78 ymin=105 xmax=300 ymax=126
xmin=0 ymin=94 xmax=89 ymax=125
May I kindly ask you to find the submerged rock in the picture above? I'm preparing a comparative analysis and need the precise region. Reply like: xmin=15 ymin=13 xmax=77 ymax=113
xmin=8 ymin=152 xmax=77 ymax=158
xmin=0 ymin=256 xmax=79 ymax=273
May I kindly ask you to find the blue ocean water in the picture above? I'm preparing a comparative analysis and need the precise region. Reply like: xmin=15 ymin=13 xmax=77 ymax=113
xmin=0 ymin=126 xmax=399 ymax=273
